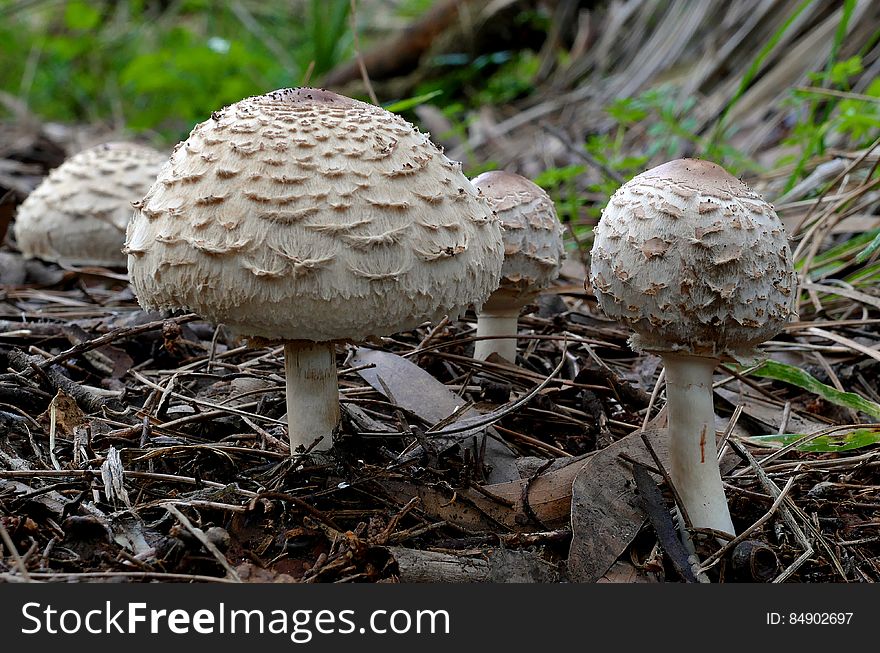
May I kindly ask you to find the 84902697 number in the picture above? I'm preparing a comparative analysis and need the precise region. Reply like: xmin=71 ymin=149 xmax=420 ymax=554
xmin=791 ymin=613 xmax=852 ymax=625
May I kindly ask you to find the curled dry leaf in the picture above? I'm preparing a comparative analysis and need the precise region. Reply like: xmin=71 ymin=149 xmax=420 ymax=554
xmin=101 ymin=446 xmax=131 ymax=508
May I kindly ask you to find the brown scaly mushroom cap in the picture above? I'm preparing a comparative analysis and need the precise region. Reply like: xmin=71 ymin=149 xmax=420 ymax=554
xmin=589 ymin=158 xmax=797 ymax=362
xmin=124 ymin=88 xmax=504 ymax=341
xmin=471 ymin=170 xmax=564 ymax=311
xmin=14 ymin=142 xmax=167 ymax=267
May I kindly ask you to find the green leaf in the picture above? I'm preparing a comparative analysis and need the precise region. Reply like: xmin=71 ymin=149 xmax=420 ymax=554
xmin=607 ymin=98 xmax=647 ymax=125
xmin=464 ymin=160 xmax=502 ymax=177
xmin=533 ymin=165 xmax=586 ymax=189
xmin=745 ymin=360 xmax=880 ymax=420
xmin=64 ymin=1 xmax=101 ymax=30
xmin=828 ymin=57 xmax=863 ymax=85
xmin=744 ymin=427 xmax=880 ymax=453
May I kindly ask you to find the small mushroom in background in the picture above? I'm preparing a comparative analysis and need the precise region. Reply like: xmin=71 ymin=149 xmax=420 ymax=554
xmin=125 ymin=87 xmax=504 ymax=454
xmin=470 ymin=171 xmax=564 ymax=363
xmin=588 ymin=158 xmax=797 ymax=537
xmin=0 ymin=252 xmax=27 ymax=285
xmin=12 ymin=142 xmax=167 ymax=268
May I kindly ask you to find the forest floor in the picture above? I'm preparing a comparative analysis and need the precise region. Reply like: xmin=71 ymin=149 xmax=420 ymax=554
xmin=0 ymin=228 xmax=877 ymax=583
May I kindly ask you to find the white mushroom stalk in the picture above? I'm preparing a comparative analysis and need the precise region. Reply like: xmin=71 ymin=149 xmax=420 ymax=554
xmin=471 ymin=171 xmax=564 ymax=363
xmin=662 ymin=353 xmax=732 ymax=534
xmin=125 ymin=88 xmax=504 ymax=454
xmin=284 ymin=341 xmax=339 ymax=452
xmin=589 ymin=158 xmax=797 ymax=538
xmin=14 ymin=142 xmax=167 ymax=267
xmin=473 ymin=308 xmax=521 ymax=363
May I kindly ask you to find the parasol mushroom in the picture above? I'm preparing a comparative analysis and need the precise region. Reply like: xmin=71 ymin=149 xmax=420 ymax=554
xmin=470 ymin=170 xmax=564 ymax=363
xmin=125 ymin=88 xmax=504 ymax=453
xmin=588 ymin=158 xmax=797 ymax=536
xmin=13 ymin=142 xmax=166 ymax=267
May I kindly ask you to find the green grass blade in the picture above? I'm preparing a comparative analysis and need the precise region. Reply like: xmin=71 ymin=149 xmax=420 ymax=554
xmin=745 ymin=427 xmax=880 ymax=453
xmin=822 ymin=0 xmax=857 ymax=99
xmin=383 ymin=90 xmax=443 ymax=113
xmin=800 ymin=228 xmax=880 ymax=279
xmin=785 ymin=0 xmax=857 ymax=191
xmin=309 ymin=0 xmax=326 ymax=72
xmin=308 ymin=0 xmax=352 ymax=75
xmin=855 ymin=230 xmax=880 ymax=263
xmin=804 ymin=228 xmax=880 ymax=268
xmin=746 ymin=359 xmax=880 ymax=420
xmin=843 ymin=260 xmax=880 ymax=286
xmin=327 ymin=0 xmax=352 ymax=46
xmin=712 ymin=0 xmax=814 ymax=144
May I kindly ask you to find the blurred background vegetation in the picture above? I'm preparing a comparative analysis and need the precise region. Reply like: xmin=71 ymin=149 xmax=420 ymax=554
xmin=0 ymin=0 xmax=370 ymax=138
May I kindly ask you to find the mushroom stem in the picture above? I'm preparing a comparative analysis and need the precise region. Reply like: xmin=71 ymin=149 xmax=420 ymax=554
xmin=473 ymin=308 xmax=520 ymax=363
xmin=662 ymin=353 xmax=735 ymax=537
xmin=283 ymin=340 xmax=339 ymax=453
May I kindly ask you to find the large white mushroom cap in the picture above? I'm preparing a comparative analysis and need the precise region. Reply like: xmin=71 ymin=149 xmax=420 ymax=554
xmin=13 ymin=142 xmax=167 ymax=267
xmin=125 ymin=88 xmax=504 ymax=342
xmin=471 ymin=170 xmax=564 ymax=311
xmin=589 ymin=158 xmax=797 ymax=362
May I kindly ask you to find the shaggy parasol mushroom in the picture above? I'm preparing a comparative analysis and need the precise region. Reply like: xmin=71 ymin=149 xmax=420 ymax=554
xmin=470 ymin=171 xmax=564 ymax=363
xmin=589 ymin=158 xmax=797 ymax=536
xmin=13 ymin=142 xmax=166 ymax=267
xmin=125 ymin=88 xmax=503 ymax=453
